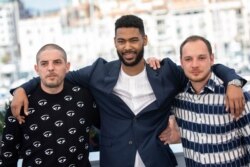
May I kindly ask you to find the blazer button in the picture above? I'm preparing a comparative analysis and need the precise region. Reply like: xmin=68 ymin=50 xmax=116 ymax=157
xmin=128 ymin=140 xmax=133 ymax=145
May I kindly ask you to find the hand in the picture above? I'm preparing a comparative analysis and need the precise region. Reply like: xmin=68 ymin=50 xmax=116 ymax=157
xmin=146 ymin=57 xmax=161 ymax=70
xmin=159 ymin=115 xmax=181 ymax=145
xmin=225 ymin=85 xmax=245 ymax=118
xmin=10 ymin=88 xmax=29 ymax=124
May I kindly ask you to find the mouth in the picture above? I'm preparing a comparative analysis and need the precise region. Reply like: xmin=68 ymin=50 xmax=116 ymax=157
xmin=191 ymin=71 xmax=200 ymax=75
xmin=123 ymin=52 xmax=136 ymax=59
xmin=46 ymin=74 xmax=57 ymax=78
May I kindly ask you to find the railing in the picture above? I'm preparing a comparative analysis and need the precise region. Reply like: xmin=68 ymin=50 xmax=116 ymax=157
xmin=17 ymin=143 xmax=185 ymax=167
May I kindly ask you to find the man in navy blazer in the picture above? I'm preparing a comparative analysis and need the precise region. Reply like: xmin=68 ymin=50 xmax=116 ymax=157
xmin=11 ymin=15 xmax=245 ymax=167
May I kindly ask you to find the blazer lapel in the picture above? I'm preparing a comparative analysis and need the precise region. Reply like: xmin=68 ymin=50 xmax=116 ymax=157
xmin=102 ymin=61 xmax=166 ymax=115
xmin=146 ymin=65 xmax=165 ymax=106
xmin=136 ymin=66 xmax=165 ymax=116
xmin=103 ymin=60 xmax=121 ymax=94
xmin=103 ymin=61 xmax=137 ymax=116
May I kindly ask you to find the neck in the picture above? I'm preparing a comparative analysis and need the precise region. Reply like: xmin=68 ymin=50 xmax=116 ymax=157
xmin=190 ymin=73 xmax=212 ymax=94
xmin=40 ymin=83 xmax=64 ymax=94
xmin=121 ymin=59 xmax=145 ymax=76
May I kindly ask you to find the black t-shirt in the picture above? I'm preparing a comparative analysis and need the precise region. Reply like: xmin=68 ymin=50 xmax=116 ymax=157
xmin=0 ymin=80 xmax=99 ymax=167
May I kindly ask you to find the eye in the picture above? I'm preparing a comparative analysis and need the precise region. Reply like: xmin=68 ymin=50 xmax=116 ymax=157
xmin=184 ymin=58 xmax=192 ymax=62
xmin=40 ymin=62 xmax=48 ymax=66
xmin=54 ymin=60 xmax=62 ymax=65
xmin=130 ymin=39 xmax=139 ymax=43
xmin=117 ymin=40 xmax=125 ymax=44
xmin=198 ymin=56 xmax=206 ymax=60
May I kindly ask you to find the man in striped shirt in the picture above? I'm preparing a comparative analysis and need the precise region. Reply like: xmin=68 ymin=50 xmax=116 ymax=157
xmin=160 ymin=35 xmax=250 ymax=166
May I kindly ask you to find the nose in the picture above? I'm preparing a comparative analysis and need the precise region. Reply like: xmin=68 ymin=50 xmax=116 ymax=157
xmin=191 ymin=59 xmax=198 ymax=67
xmin=48 ymin=63 xmax=54 ymax=71
xmin=124 ymin=41 xmax=132 ymax=50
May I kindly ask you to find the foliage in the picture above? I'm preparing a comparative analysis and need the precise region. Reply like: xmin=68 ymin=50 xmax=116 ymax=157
xmin=0 ymin=102 xmax=8 ymax=136
xmin=0 ymin=110 xmax=6 ymax=135
xmin=89 ymin=126 xmax=100 ymax=152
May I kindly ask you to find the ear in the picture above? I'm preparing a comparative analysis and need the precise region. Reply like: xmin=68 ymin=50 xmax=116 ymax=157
xmin=143 ymin=35 xmax=148 ymax=46
xmin=114 ymin=37 xmax=117 ymax=46
xmin=180 ymin=57 xmax=184 ymax=68
xmin=66 ymin=62 xmax=70 ymax=72
xmin=210 ymin=54 xmax=214 ymax=65
xmin=34 ymin=64 xmax=39 ymax=74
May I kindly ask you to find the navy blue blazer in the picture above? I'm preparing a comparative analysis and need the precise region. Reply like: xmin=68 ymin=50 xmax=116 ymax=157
xmin=21 ymin=58 xmax=244 ymax=167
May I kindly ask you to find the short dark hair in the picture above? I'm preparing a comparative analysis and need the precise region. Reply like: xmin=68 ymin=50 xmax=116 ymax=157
xmin=180 ymin=35 xmax=212 ymax=57
xmin=115 ymin=15 xmax=145 ymax=35
xmin=36 ymin=43 xmax=67 ymax=63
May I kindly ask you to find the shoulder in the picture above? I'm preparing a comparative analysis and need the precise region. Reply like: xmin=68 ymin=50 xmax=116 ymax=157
xmin=146 ymin=57 xmax=180 ymax=77
xmin=98 ymin=58 xmax=120 ymax=69
xmin=64 ymin=80 xmax=93 ymax=97
xmin=64 ymin=80 xmax=84 ymax=91
xmin=161 ymin=58 xmax=176 ymax=66
xmin=88 ymin=58 xmax=120 ymax=74
xmin=159 ymin=58 xmax=180 ymax=72
xmin=145 ymin=57 xmax=177 ymax=71
xmin=93 ymin=58 xmax=119 ymax=66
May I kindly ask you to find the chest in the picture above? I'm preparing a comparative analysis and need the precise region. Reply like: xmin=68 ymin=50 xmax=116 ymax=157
xmin=22 ymin=92 xmax=91 ymax=136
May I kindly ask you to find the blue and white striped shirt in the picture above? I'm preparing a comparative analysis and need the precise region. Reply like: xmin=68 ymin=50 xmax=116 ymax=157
xmin=173 ymin=72 xmax=250 ymax=167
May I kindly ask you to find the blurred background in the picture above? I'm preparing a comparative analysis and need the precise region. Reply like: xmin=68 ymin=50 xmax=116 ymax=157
xmin=1 ymin=0 xmax=250 ymax=107
xmin=1 ymin=0 xmax=250 ymax=166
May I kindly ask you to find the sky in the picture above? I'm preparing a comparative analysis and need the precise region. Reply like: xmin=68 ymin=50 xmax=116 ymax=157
xmin=21 ymin=0 xmax=67 ymax=11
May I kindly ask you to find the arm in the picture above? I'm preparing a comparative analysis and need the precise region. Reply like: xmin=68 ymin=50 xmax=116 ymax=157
xmin=83 ymin=88 xmax=100 ymax=128
xmin=212 ymin=64 xmax=246 ymax=86
xmin=10 ymin=66 xmax=90 ymax=123
xmin=0 ymin=107 xmax=21 ymax=166
xmin=10 ymin=58 xmax=100 ymax=95
xmin=83 ymin=88 xmax=100 ymax=152
xmin=11 ymin=58 xmax=106 ymax=94
xmin=147 ymin=57 xmax=247 ymax=117
xmin=159 ymin=115 xmax=181 ymax=145
xmin=148 ymin=58 xmax=246 ymax=86
xmin=10 ymin=58 xmax=105 ymax=124
xmin=213 ymin=64 xmax=247 ymax=117
xmin=236 ymin=92 xmax=250 ymax=151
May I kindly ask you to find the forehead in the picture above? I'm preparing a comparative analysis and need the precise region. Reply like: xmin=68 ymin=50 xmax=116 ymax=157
xmin=182 ymin=40 xmax=209 ymax=54
xmin=38 ymin=49 xmax=64 ymax=61
xmin=115 ymin=27 xmax=141 ymax=38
